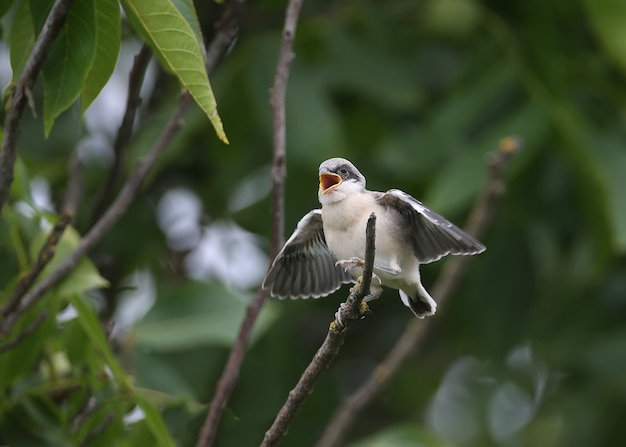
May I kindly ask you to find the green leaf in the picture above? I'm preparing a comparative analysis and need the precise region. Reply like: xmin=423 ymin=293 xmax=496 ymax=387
xmin=133 ymin=280 xmax=280 ymax=351
xmin=171 ymin=0 xmax=204 ymax=50
xmin=42 ymin=0 xmax=96 ymax=137
xmin=584 ymin=0 xmax=626 ymax=75
xmin=0 ymin=0 xmax=13 ymax=19
xmin=29 ymin=224 xmax=109 ymax=297
xmin=134 ymin=395 xmax=177 ymax=447
xmin=80 ymin=0 xmax=121 ymax=112
xmin=590 ymin=133 xmax=626 ymax=253
xmin=121 ymin=0 xmax=229 ymax=144
xmin=68 ymin=294 xmax=130 ymax=389
xmin=9 ymin=0 xmax=35 ymax=80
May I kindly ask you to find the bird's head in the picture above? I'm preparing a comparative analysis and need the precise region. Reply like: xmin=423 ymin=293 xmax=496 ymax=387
xmin=318 ymin=158 xmax=366 ymax=204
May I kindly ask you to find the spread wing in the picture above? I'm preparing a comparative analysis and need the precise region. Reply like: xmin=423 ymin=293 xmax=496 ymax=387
xmin=376 ymin=189 xmax=486 ymax=263
xmin=262 ymin=209 xmax=352 ymax=298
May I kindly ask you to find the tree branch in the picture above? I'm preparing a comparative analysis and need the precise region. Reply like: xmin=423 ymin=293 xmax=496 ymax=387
xmin=1 ymin=212 xmax=72 ymax=319
xmin=261 ymin=214 xmax=377 ymax=447
xmin=0 ymin=311 xmax=47 ymax=354
xmin=315 ymin=136 xmax=522 ymax=447
xmin=88 ymin=44 xmax=153 ymax=227
xmin=62 ymin=152 xmax=83 ymax=215
xmin=195 ymin=1 xmax=302 ymax=446
xmin=0 ymin=0 xmax=75 ymax=212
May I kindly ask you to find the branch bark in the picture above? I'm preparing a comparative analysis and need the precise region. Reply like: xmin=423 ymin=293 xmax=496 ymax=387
xmin=0 ymin=0 xmax=75 ymax=213
xmin=88 ymin=44 xmax=153 ymax=227
xmin=261 ymin=213 xmax=377 ymax=447
xmin=315 ymin=136 xmax=522 ymax=447
xmin=195 ymin=1 xmax=303 ymax=446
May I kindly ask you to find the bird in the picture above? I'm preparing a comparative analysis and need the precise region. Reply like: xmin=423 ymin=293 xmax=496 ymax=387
xmin=262 ymin=157 xmax=486 ymax=318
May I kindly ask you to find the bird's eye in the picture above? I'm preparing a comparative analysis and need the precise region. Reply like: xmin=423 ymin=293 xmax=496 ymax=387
xmin=338 ymin=167 xmax=349 ymax=177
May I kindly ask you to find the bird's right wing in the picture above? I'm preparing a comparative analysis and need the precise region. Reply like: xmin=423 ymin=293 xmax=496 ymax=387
xmin=262 ymin=209 xmax=352 ymax=299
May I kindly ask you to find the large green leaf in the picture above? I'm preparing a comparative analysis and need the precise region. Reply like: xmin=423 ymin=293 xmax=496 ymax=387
xmin=121 ymin=0 xmax=229 ymax=144
xmin=171 ymin=0 xmax=203 ymax=51
xmin=9 ymin=0 xmax=35 ymax=80
xmin=42 ymin=0 xmax=96 ymax=136
xmin=80 ymin=0 xmax=121 ymax=112
xmin=584 ymin=0 xmax=626 ymax=75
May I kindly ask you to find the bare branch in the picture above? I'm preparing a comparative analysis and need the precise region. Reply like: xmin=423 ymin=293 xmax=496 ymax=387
xmin=195 ymin=1 xmax=302 ymax=446
xmin=260 ymin=214 xmax=376 ymax=447
xmin=0 ymin=312 xmax=47 ymax=353
xmin=0 ymin=0 xmax=75 ymax=212
xmin=316 ymin=136 xmax=522 ymax=447
xmin=269 ymin=0 xmax=304 ymax=254
xmin=62 ymin=152 xmax=83 ymax=215
xmin=88 ymin=44 xmax=153 ymax=227
xmin=1 ymin=212 xmax=72 ymax=319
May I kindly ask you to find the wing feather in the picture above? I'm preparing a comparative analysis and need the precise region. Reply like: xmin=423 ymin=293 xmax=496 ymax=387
xmin=262 ymin=209 xmax=352 ymax=298
xmin=376 ymin=189 xmax=486 ymax=263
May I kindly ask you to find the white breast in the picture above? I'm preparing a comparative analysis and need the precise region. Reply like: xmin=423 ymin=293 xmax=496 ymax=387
xmin=321 ymin=193 xmax=414 ymax=277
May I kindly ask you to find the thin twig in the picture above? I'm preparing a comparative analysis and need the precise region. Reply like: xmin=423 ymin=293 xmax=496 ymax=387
xmin=1 ymin=212 xmax=72 ymax=319
xmin=72 ymin=396 xmax=99 ymax=430
xmin=261 ymin=214 xmax=377 ymax=447
xmin=316 ymin=136 xmax=522 ymax=447
xmin=62 ymin=152 xmax=83 ymax=215
xmin=195 ymin=1 xmax=301 ymax=446
xmin=88 ymin=44 xmax=153 ymax=227
xmin=0 ymin=0 xmax=75 ymax=212
xmin=0 ymin=312 xmax=47 ymax=353
xmin=269 ymin=0 xmax=304 ymax=254
xmin=0 ymin=96 xmax=192 ymax=337
xmin=80 ymin=412 xmax=115 ymax=447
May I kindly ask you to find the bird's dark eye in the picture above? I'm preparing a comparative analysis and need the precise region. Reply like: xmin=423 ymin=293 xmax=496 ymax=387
xmin=338 ymin=166 xmax=349 ymax=177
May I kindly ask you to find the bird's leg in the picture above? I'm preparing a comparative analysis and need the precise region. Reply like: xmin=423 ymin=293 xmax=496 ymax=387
xmin=335 ymin=257 xmax=366 ymax=271
xmin=336 ymin=257 xmax=401 ymax=276
xmin=334 ymin=277 xmax=380 ymax=327
xmin=362 ymin=283 xmax=383 ymax=303
xmin=336 ymin=257 xmax=387 ymax=284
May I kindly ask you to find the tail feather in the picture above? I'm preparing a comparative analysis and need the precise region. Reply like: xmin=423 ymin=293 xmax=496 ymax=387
xmin=399 ymin=286 xmax=437 ymax=318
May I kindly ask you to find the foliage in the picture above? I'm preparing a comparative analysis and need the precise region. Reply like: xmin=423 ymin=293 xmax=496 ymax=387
xmin=1 ymin=0 xmax=626 ymax=446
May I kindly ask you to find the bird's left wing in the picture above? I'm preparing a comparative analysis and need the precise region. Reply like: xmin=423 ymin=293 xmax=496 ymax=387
xmin=376 ymin=189 xmax=486 ymax=263
xmin=262 ymin=209 xmax=352 ymax=299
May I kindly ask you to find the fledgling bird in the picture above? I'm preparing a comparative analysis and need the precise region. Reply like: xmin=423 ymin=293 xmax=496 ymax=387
xmin=262 ymin=158 xmax=485 ymax=318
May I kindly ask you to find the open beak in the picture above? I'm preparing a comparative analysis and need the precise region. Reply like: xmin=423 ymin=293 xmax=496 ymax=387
xmin=319 ymin=173 xmax=342 ymax=194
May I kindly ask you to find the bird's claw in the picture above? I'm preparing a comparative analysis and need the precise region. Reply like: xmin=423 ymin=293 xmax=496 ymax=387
xmin=336 ymin=257 xmax=365 ymax=271
xmin=336 ymin=258 xmax=382 ymax=285
xmin=334 ymin=302 xmax=350 ymax=328
xmin=334 ymin=301 xmax=371 ymax=328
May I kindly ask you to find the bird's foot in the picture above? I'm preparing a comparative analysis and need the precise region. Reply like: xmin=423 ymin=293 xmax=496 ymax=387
xmin=337 ymin=258 xmax=382 ymax=284
xmin=334 ymin=300 xmax=371 ymax=329
xmin=334 ymin=302 xmax=350 ymax=328
xmin=362 ymin=286 xmax=383 ymax=303
xmin=336 ymin=257 xmax=366 ymax=271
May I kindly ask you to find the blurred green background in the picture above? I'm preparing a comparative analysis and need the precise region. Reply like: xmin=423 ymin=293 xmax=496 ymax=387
xmin=2 ymin=0 xmax=626 ymax=445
